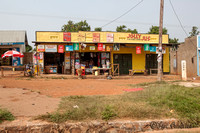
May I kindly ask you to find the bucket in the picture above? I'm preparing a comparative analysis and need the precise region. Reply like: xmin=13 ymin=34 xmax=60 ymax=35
xmin=95 ymin=71 xmax=98 ymax=76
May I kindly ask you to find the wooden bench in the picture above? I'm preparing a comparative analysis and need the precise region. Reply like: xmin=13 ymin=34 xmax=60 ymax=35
xmin=149 ymin=68 xmax=158 ymax=75
xmin=0 ymin=66 xmax=25 ymax=77
xmin=129 ymin=69 xmax=147 ymax=76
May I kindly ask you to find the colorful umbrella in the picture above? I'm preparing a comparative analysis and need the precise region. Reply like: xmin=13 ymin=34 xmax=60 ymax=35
xmin=1 ymin=50 xmax=24 ymax=58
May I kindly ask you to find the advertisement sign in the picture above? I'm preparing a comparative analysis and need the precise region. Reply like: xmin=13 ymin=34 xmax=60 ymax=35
xmin=86 ymin=32 xmax=93 ymax=42
xmin=136 ymin=46 xmax=141 ymax=54
xmin=144 ymin=44 xmax=150 ymax=51
xmin=93 ymin=33 xmax=100 ymax=42
xmin=37 ymin=45 xmax=45 ymax=52
xmin=98 ymin=43 xmax=103 ymax=51
xmin=150 ymin=46 xmax=156 ymax=52
xmin=39 ymin=52 xmax=44 ymax=60
xmin=63 ymin=32 xmax=71 ymax=41
xmin=107 ymin=33 xmax=114 ymax=42
xmin=65 ymin=45 xmax=73 ymax=51
xmin=45 ymin=45 xmax=57 ymax=52
xmin=113 ymin=44 xmax=120 ymax=51
xmin=106 ymin=46 xmax=112 ymax=51
xmin=65 ymin=52 xmax=70 ymax=69
xmin=58 ymin=45 xmax=64 ymax=53
xmin=156 ymin=47 xmax=166 ymax=54
xmin=90 ymin=46 xmax=95 ymax=50
xmin=73 ymin=43 xmax=79 ymax=50
xmin=103 ymin=45 xmax=106 ymax=51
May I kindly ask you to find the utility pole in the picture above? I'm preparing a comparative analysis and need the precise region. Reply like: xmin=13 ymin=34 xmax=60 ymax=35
xmin=158 ymin=0 xmax=164 ymax=81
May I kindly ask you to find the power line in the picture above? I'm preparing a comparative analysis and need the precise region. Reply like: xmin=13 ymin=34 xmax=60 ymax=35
xmin=169 ymin=0 xmax=196 ymax=45
xmin=101 ymin=0 xmax=144 ymax=28
xmin=0 ymin=11 xmax=197 ymax=29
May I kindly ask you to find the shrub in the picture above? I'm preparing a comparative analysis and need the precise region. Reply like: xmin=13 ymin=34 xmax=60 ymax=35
xmin=0 ymin=108 xmax=14 ymax=123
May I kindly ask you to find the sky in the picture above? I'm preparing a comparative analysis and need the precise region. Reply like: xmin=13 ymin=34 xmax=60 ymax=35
xmin=0 ymin=0 xmax=199 ymax=48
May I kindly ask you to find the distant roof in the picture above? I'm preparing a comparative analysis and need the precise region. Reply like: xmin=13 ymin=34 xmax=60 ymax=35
xmin=0 ymin=30 xmax=28 ymax=45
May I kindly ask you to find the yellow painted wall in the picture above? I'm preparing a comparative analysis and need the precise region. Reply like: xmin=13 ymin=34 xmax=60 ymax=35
xmin=163 ymin=47 xmax=170 ymax=72
xmin=110 ymin=45 xmax=169 ymax=73
xmin=36 ymin=31 xmax=169 ymax=44
xmin=37 ymin=32 xmax=63 ymax=42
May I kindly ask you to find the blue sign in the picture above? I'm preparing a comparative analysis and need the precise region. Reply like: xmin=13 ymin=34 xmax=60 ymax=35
xmin=0 ymin=42 xmax=24 ymax=45
xmin=65 ymin=45 xmax=73 ymax=51
xmin=198 ymin=36 xmax=200 ymax=48
xmin=150 ymin=46 xmax=156 ymax=52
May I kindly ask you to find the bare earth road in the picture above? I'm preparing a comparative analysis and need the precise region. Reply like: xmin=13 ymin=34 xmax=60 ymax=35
xmin=0 ymin=75 xmax=157 ymax=116
xmin=2 ymin=74 xmax=200 ymax=132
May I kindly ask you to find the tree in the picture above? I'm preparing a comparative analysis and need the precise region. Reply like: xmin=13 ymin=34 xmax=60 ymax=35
xmin=127 ymin=28 xmax=138 ymax=34
xmin=116 ymin=25 xmax=138 ymax=33
xmin=148 ymin=25 xmax=179 ymax=43
xmin=61 ymin=20 xmax=91 ymax=32
xmin=169 ymin=38 xmax=179 ymax=44
xmin=94 ymin=27 xmax=102 ymax=31
xmin=116 ymin=25 xmax=127 ymax=32
xmin=189 ymin=26 xmax=200 ymax=37
xmin=148 ymin=26 xmax=167 ymax=34
xmin=25 ymin=45 xmax=32 ymax=52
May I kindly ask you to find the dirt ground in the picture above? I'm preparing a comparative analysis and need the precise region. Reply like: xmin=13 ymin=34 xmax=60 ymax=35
xmin=1 ymin=72 xmax=200 ymax=132
xmin=0 ymin=72 xmax=183 ymax=117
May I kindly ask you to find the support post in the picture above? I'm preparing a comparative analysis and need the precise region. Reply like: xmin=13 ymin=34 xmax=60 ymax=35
xmin=157 ymin=0 xmax=164 ymax=81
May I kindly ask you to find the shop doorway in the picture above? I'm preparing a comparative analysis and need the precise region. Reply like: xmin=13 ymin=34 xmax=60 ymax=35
xmin=77 ymin=52 xmax=110 ymax=74
xmin=113 ymin=54 xmax=132 ymax=75
xmin=0 ymin=48 xmax=12 ymax=66
xmin=145 ymin=54 xmax=163 ymax=74
xmin=44 ymin=53 xmax=64 ymax=74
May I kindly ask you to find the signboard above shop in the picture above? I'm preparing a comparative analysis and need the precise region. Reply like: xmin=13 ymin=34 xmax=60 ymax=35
xmin=63 ymin=32 xmax=71 ymax=41
xmin=58 ymin=45 xmax=64 ymax=53
xmin=36 ymin=31 xmax=169 ymax=44
xmin=136 ymin=46 xmax=141 ymax=54
xmin=37 ymin=45 xmax=45 ymax=52
xmin=65 ymin=45 xmax=73 ymax=51
xmin=45 ymin=45 xmax=57 ymax=52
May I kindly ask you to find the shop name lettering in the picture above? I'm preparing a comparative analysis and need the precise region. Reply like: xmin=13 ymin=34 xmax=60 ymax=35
xmin=50 ymin=36 xmax=59 ymax=39
xmin=127 ymin=34 xmax=151 ymax=41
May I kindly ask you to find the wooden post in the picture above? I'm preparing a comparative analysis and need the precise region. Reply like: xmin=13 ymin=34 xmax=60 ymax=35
xmin=1 ymin=67 xmax=4 ymax=77
xmin=158 ymin=0 xmax=164 ymax=81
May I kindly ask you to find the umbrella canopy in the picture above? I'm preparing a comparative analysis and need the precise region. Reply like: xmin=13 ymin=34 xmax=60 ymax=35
xmin=1 ymin=50 xmax=24 ymax=58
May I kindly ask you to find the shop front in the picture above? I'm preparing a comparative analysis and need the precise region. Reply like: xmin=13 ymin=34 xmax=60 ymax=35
xmin=33 ymin=31 xmax=169 ymax=75
xmin=0 ymin=31 xmax=28 ymax=66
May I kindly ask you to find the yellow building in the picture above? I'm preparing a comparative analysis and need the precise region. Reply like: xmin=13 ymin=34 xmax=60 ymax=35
xmin=33 ymin=31 xmax=169 ymax=75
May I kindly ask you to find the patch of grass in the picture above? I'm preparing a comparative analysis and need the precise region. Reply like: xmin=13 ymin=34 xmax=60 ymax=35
xmin=0 ymin=108 xmax=14 ymax=123
xmin=102 ymin=105 xmax=117 ymax=121
xmin=37 ymin=81 xmax=200 ymax=126
xmin=148 ymin=84 xmax=200 ymax=127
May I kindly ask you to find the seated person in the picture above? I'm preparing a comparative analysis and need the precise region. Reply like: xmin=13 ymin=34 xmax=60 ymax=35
xmin=89 ymin=59 xmax=94 ymax=68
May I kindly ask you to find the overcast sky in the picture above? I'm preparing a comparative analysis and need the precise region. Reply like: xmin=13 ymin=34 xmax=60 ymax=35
xmin=0 ymin=0 xmax=199 ymax=47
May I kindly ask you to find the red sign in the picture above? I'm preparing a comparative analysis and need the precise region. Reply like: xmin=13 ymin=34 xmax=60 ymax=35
xmin=136 ymin=46 xmax=141 ymax=54
xmin=63 ymin=32 xmax=71 ymax=41
xmin=127 ymin=34 xmax=150 ymax=41
xmin=58 ymin=45 xmax=64 ymax=53
xmin=93 ymin=33 xmax=100 ymax=42
xmin=98 ymin=43 xmax=103 ymax=51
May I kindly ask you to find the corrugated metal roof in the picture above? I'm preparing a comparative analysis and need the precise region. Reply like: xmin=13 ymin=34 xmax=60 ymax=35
xmin=0 ymin=31 xmax=28 ymax=44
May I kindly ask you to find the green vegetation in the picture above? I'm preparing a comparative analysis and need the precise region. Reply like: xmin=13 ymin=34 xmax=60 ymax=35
xmin=37 ymin=81 xmax=200 ymax=126
xmin=0 ymin=108 xmax=14 ymax=123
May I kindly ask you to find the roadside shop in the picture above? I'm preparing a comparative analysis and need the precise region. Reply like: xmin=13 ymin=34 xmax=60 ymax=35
xmin=33 ymin=31 xmax=169 ymax=75
xmin=0 ymin=31 xmax=28 ymax=66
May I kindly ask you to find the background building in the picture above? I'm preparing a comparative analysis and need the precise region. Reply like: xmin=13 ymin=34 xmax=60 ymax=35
xmin=0 ymin=30 xmax=28 ymax=66
xmin=170 ymin=36 xmax=198 ymax=77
